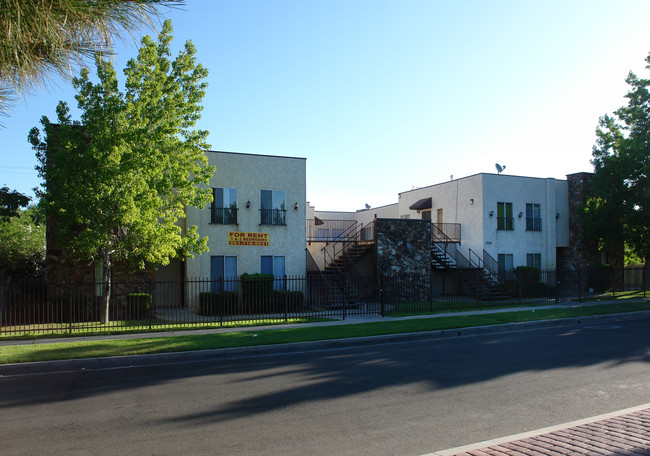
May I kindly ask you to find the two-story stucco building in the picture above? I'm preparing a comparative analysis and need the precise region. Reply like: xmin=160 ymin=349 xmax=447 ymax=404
xmin=308 ymin=172 xmax=576 ymax=274
xmin=158 ymin=151 xmax=307 ymax=290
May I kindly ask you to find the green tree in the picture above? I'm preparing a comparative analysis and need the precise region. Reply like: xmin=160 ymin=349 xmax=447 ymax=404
xmin=584 ymin=52 xmax=650 ymax=269
xmin=0 ymin=0 xmax=180 ymax=118
xmin=0 ymin=186 xmax=30 ymax=219
xmin=0 ymin=206 xmax=46 ymax=278
xmin=29 ymin=20 xmax=214 ymax=323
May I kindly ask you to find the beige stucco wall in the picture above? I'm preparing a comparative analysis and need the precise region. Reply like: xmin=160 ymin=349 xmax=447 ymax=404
xmin=186 ymin=151 xmax=307 ymax=283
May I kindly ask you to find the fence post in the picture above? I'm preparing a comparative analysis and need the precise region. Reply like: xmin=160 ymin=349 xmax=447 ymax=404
xmin=69 ymin=287 xmax=73 ymax=334
xmin=341 ymin=272 xmax=347 ymax=321
xmin=284 ymin=275 xmax=288 ymax=322
xmin=577 ymin=269 xmax=582 ymax=303
xmin=380 ymin=274 xmax=385 ymax=318
xmin=219 ymin=277 xmax=224 ymax=325
xmin=429 ymin=273 xmax=434 ymax=313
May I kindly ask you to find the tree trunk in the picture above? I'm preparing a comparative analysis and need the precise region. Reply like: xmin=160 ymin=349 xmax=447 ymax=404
xmin=100 ymin=252 xmax=112 ymax=324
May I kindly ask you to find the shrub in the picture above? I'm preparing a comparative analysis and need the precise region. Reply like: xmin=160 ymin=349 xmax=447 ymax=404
xmin=199 ymin=291 xmax=238 ymax=316
xmin=587 ymin=264 xmax=613 ymax=292
xmin=123 ymin=293 xmax=151 ymax=320
xmin=240 ymin=273 xmax=274 ymax=306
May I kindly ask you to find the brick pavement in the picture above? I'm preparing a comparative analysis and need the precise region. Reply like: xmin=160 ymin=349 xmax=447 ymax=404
xmin=434 ymin=405 xmax=650 ymax=456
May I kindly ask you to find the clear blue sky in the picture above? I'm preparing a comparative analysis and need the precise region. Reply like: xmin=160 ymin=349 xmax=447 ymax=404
xmin=2 ymin=0 xmax=650 ymax=211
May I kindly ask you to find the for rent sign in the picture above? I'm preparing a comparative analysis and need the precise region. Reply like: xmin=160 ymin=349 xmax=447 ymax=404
xmin=228 ymin=232 xmax=270 ymax=246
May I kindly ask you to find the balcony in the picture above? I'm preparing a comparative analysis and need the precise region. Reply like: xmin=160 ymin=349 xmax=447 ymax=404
xmin=211 ymin=207 xmax=238 ymax=225
xmin=497 ymin=217 xmax=513 ymax=231
xmin=260 ymin=209 xmax=287 ymax=226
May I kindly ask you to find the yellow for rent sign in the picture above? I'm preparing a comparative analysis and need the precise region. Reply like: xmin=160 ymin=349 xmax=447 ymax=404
xmin=228 ymin=232 xmax=269 ymax=246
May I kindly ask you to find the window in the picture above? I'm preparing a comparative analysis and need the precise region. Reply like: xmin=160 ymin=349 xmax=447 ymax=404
xmin=497 ymin=202 xmax=513 ymax=230
xmin=261 ymin=255 xmax=285 ymax=290
xmin=526 ymin=253 xmax=541 ymax=270
xmin=497 ymin=253 xmax=513 ymax=281
xmin=211 ymin=188 xmax=238 ymax=224
xmin=260 ymin=190 xmax=286 ymax=225
xmin=210 ymin=256 xmax=237 ymax=292
xmin=316 ymin=228 xmax=329 ymax=241
xmin=526 ymin=203 xmax=542 ymax=231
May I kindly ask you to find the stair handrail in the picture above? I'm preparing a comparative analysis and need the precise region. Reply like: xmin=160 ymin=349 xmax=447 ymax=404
xmin=468 ymin=249 xmax=483 ymax=269
xmin=482 ymin=249 xmax=504 ymax=283
xmin=306 ymin=248 xmax=336 ymax=307
xmin=322 ymin=219 xmax=375 ymax=269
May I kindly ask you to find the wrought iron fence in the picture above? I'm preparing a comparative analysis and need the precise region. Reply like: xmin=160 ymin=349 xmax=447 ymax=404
xmin=0 ymin=267 xmax=647 ymax=336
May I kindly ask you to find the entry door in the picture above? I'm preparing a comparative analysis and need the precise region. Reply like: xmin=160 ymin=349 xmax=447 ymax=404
xmin=421 ymin=210 xmax=431 ymax=221
xmin=437 ymin=209 xmax=443 ymax=225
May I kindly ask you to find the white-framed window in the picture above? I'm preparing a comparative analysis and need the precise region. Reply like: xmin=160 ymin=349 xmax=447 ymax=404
xmin=497 ymin=253 xmax=513 ymax=272
xmin=526 ymin=203 xmax=542 ymax=231
xmin=526 ymin=253 xmax=541 ymax=270
xmin=261 ymin=255 xmax=286 ymax=290
xmin=260 ymin=190 xmax=286 ymax=225
xmin=211 ymin=188 xmax=238 ymax=224
xmin=211 ymin=255 xmax=237 ymax=292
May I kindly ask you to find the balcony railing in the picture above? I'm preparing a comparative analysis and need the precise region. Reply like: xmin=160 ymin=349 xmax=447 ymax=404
xmin=497 ymin=217 xmax=514 ymax=230
xmin=260 ymin=209 xmax=287 ymax=225
xmin=432 ymin=223 xmax=461 ymax=243
xmin=306 ymin=219 xmax=357 ymax=241
xmin=211 ymin=207 xmax=238 ymax=225
xmin=526 ymin=217 xmax=542 ymax=231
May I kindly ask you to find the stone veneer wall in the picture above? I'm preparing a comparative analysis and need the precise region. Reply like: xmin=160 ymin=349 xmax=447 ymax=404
xmin=375 ymin=218 xmax=431 ymax=302
xmin=375 ymin=218 xmax=431 ymax=276
xmin=562 ymin=172 xmax=600 ymax=272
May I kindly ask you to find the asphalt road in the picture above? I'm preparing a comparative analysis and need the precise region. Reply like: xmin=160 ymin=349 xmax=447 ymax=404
xmin=1 ymin=319 xmax=649 ymax=456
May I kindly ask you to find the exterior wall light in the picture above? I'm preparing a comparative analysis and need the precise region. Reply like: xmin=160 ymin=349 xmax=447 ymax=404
xmin=556 ymin=213 xmax=560 ymax=219
xmin=246 ymin=200 xmax=251 ymax=209
xmin=489 ymin=211 xmax=494 ymax=217
xmin=518 ymin=212 xmax=523 ymax=218
xmin=294 ymin=202 xmax=299 ymax=210
xmin=470 ymin=199 xmax=474 ymax=205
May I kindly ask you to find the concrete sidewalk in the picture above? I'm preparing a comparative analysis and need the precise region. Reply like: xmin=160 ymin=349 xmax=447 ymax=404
xmin=431 ymin=404 xmax=650 ymax=456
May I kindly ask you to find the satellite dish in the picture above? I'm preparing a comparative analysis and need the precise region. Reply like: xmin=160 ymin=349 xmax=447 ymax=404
xmin=365 ymin=203 xmax=371 ymax=209
xmin=495 ymin=163 xmax=506 ymax=174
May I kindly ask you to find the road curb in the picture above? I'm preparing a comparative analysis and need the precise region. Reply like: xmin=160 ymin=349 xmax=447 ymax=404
xmin=1 ymin=310 xmax=650 ymax=377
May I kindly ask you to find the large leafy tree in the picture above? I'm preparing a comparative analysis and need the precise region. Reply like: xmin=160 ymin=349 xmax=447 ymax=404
xmin=29 ymin=20 xmax=214 ymax=323
xmin=0 ymin=0 xmax=180 ymax=118
xmin=584 ymin=51 xmax=650 ymax=268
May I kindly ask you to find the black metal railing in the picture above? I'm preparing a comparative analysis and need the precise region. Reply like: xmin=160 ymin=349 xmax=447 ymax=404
xmin=211 ymin=207 xmax=238 ymax=225
xmin=526 ymin=217 xmax=542 ymax=231
xmin=260 ymin=209 xmax=287 ymax=225
xmin=497 ymin=217 xmax=514 ymax=230
xmin=0 ymin=267 xmax=647 ymax=336
xmin=432 ymin=223 xmax=461 ymax=243
xmin=306 ymin=219 xmax=357 ymax=241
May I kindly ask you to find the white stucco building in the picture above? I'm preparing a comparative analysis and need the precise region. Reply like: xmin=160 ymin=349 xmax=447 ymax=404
xmin=308 ymin=173 xmax=570 ymax=273
xmin=397 ymin=173 xmax=569 ymax=271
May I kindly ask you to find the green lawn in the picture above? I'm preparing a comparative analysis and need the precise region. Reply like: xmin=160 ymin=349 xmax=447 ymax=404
xmin=0 ymin=316 xmax=334 ymax=340
xmin=1 ymin=300 xmax=649 ymax=365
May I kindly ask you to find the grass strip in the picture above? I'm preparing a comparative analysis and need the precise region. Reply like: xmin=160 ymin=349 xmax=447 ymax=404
xmin=1 ymin=301 xmax=649 ymax=365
